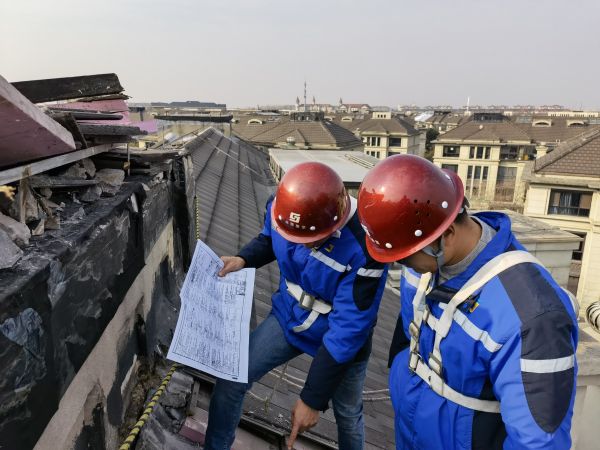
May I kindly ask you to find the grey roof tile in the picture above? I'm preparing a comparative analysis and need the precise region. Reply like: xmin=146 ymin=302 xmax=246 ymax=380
xmin=185 ymin=127 xmax=397 ymax=448
xmin=534 ymin=127 xmax=600 ymax=177
xmin=232 ymin=118 xmax=362 ymax=149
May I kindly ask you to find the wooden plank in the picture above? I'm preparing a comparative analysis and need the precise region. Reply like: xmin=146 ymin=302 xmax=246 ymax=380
xmin=0 ymin=145 xmax=113 ymax=185
xmin=11 ymin=73 xmax=123 ymax=103
xmin=78 ymin=124 xmax=144 ymax=136
xmin=0 ymin=74 xmax=76 ymax=169
xmin=28 ymin=175 xmax=98 ymax=188
xmin=51 ymin=112 xmax=88 ymax=148
xmin=49 ymin=109 xmax=123 ymax=120
xmin=47 ymin=99 xmax=130 ymax=126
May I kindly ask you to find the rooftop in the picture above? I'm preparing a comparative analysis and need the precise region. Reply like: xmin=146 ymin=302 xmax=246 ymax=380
xmin=269 ymin=149 xmax=379 ymax=184
xmin=187 ymin=128 xmax=397 ymax=448
xmin=436 ymin=114 xmax=600 ymax=145
xmin=534 ymin=127 xmax=600 ymax=177
xmin=232 ymin=117 xmax=363 ymax=150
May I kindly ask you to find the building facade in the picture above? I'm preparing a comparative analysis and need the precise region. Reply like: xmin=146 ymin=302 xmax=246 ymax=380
xmin=524 ymin=128 xmax=600 ymax=309
xmin=334 ymin=111 xmax=424 ymax=159
xmin=433 ymin=113 xmax=600 ymax=209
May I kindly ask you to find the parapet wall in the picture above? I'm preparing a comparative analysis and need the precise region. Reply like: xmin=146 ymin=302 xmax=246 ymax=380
xmin=0 ymin=157 xmax=195 ymax=450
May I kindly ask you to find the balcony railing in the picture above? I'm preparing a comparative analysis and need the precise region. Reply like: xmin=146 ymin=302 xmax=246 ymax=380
xmin=548 ymin=206 xmax=590 ymax=217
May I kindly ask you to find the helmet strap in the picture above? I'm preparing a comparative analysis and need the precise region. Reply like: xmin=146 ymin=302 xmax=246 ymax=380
xmin=422 ymin=236 xmax=445 ymax=271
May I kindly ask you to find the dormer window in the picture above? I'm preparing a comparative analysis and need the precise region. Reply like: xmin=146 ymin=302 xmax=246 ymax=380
xmin=532 ymin=120 xmax=551 ymax=127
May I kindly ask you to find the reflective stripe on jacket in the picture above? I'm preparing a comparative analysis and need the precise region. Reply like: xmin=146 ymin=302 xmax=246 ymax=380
xmin=390 ymin=212 xmax=578 ymax=450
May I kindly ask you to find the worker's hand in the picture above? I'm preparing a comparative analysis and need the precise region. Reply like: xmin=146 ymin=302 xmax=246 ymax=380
xmin=287 ymin=399 xmax=319 ymax=449
xmin=218 ymin=256 xmax=245 ymax=277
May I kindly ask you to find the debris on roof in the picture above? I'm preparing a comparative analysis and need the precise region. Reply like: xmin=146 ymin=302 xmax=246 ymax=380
xmin=1 ymin=73 xmax=148 ymax=171
xmin=0 ymin=74 xmax=76 ymax=168
xmin=0 ymin=72 xmax=162 ymax=267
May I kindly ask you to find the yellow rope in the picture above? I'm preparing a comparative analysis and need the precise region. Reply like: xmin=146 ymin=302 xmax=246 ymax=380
xmin=195 ymin=195 xmax=200 ymax=240
xmin=118 ymin=364 xmax=179 ymax=450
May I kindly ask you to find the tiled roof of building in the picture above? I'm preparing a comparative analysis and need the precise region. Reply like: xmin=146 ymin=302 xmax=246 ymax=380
xmin=516 ymin=116 xmax=599 ymax=143
xmin=334 ymin=115 xmax=420 ymax=136
xmin=430 ymin=113 xmax=469 ymax=126
xmin=232 ymin=118 xmax=362 ymax=149
xmin=438 ymin=119 xmax=532 ymax=142
xmin=437 ymin=115 xmax=600 ymax=145
xmin=185 ymin=127 xmax=397 ymax=448
xmin=534 ymin=127 xmax=600 ymax=177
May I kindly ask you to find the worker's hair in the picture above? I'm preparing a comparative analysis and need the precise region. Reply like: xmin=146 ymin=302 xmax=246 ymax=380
xmin=453 ymin=198 xmax=470 ymax=224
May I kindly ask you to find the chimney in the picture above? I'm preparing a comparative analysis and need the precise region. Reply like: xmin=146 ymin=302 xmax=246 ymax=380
xmin=536 ymin=143 xmax=548 ymax=158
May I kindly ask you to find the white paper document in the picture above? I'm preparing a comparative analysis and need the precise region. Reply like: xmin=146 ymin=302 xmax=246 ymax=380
xmin=167 ymin=240 xmax=255 ymax=383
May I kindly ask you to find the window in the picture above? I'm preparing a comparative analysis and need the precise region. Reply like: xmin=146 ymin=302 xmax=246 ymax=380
xmin=500 ymin=146 xmax=518 ymax=160
xmin=470 ymin=146 xmax=490 ymax=159
xmin=443 ymin=145 xmax=460 ymax=157
xmin=389 ymin=137 xmax=402 ymax=147
xmin=365 ymin=136 xmax=381 ymax=147
xmin=571 ymin=232 xmax=587 ymax=261
xmin=441 ymin=164 xmax=458 ymax=173
xmin=465 ymin=165 xmax=489 ymax=199
xmin=495 ymin=166 xmax=517 ymax=201
xmin=548 ymin=190 xmax=592 ymax=217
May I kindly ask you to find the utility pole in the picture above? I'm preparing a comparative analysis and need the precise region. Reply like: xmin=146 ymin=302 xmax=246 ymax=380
xmin=304 ymin=80 xmax=307 ymax=112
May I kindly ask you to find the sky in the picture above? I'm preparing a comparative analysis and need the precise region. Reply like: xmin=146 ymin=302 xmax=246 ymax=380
xmin=1 ymin=0 xmax=599 ymax=108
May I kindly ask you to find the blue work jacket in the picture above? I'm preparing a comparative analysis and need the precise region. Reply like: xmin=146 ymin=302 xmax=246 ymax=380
xmin=238 ymin=197 xmax=388 ymax=410
xmin=389 ymin=212 xmax=578 ymax=449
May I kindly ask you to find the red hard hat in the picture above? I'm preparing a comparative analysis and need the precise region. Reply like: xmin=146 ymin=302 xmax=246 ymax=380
xmin=357 ymin=155 xmax=464 ymax=263
xmin=271 ymin=162 xmax=350 ymax=244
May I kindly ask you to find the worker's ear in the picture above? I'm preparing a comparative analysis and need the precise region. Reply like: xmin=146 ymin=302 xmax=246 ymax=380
xmin=442 ymin=224 xmax=457 ymax=247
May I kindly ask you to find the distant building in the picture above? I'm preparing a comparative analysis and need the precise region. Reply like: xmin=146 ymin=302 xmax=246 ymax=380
xmin=150 ymin=100 xmax=226 ymax=109
xmin=334 ymin=111 xmax=425 ymax=159
xmin=337 ymin=98 xmax=371 ymax=114
xmin=414 ymin=110 xmax=470 ymax=134
xmin=232 ymin=111 xmax=363 ymax=150
xmin=433 ymin=112 xmax=600 ymax=208
xmin=523 ymin=128 xmax=600 ymax=308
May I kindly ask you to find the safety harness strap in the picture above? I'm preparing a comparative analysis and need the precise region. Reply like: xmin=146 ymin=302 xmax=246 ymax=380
xmin=409 ymin=250 xmax=545 ymax=412
xmin=414 ymin=357 xmax=501 ymax=413
xmin=431 ymin=251 xmax=542 ymax=363
xmin=285 ymin=279 xmax=333 ymax=333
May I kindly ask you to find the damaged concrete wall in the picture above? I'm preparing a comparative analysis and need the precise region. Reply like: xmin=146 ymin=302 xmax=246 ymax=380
xmin=0 ymin=155 xmax=195 ymax=450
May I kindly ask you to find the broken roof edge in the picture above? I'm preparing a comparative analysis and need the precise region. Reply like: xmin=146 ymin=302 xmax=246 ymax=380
xmin=0 ymin=144 xmax=115 ymax=185
xmin=11 ymin=73 xmax=124 ymax=104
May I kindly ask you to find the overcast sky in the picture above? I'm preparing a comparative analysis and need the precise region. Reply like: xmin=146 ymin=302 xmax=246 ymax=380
xmin=1 ymin=0 xmax=599 ymax=108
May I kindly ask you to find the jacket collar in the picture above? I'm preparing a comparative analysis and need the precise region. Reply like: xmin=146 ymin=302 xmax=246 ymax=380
xmin=438 ymin=212 xmax=520 ymax=292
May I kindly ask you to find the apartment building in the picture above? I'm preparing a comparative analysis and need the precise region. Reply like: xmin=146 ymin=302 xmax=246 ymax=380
xmin=334 ymin=111 xmax=424 ymax=159
xmin=524 ymin=128 xmax=600 ymax=308
xmin=433 ymin=112 xmax=599 ymax=209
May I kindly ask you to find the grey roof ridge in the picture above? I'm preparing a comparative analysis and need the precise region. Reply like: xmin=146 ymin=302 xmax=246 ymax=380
xmin=393 ymin=116 xmax=419 ymax=134
xmin=322 ymin=120 xmax=361 ymax=144
xmin=294 ymin=127 xmax=308 ymax=144
xmin=320 ymin=120 xmax=343 ymax=144
xmin=534 ymin=127 xmax=600 ymax=172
